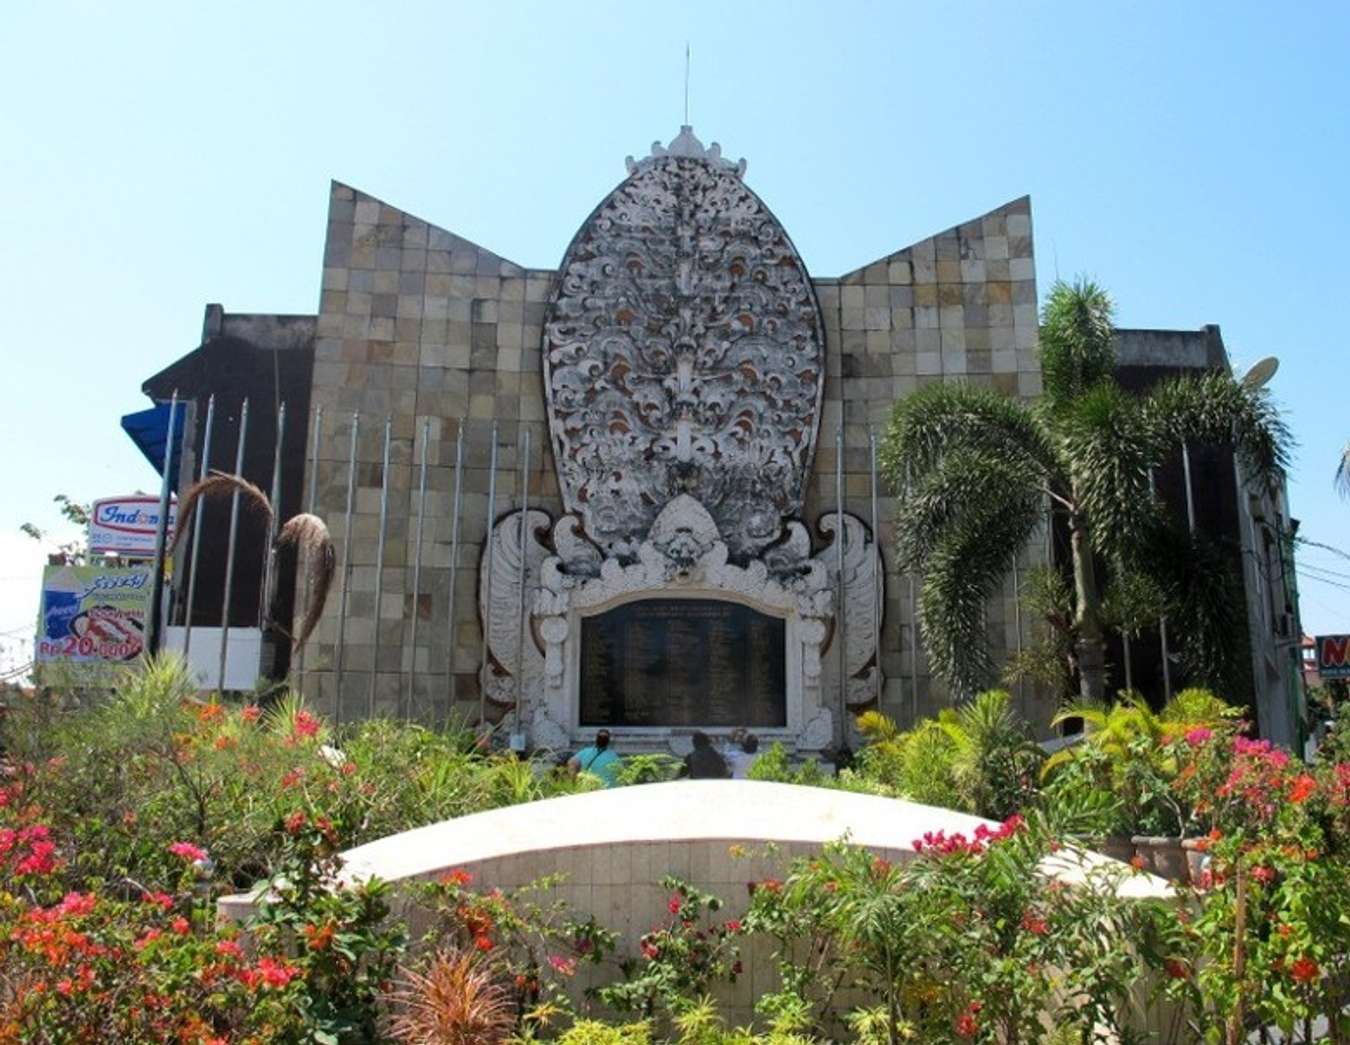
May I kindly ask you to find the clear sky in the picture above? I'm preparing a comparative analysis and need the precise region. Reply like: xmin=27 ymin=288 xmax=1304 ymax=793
xmin=2 ymin=1 xmax=1348 ymax=671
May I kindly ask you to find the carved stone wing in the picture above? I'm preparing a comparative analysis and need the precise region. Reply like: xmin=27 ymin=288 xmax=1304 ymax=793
xmin=479 ymin=509 xmax=553 ymax=691
xmin=814 ymin=513 xmax=884 ymax=708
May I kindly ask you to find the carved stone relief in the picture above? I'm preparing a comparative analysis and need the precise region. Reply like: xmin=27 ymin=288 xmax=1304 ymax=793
xmin=543 ymin=128 xmax=826 ymax=562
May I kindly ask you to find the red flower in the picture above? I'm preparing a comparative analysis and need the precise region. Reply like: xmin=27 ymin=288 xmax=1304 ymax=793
xmin=1290 ymin=956 xmax=1320 ymax=983
xmin=548 ymin=954 xmax=577 ymax=976
xmin=1020 ymin=911 xmax=1048 ymax=935
xmin=256 ymin=956 xmax=299 ymax=989
xmin=216 ymin=939 xmax=244 ymax=960
xmin=167 ymin=841 xmax=208 ymax=863
xmin=293 ymin=710 xmax=320 ymax=738
xmin=724 ymin=919 xmax=742 ymax=934
xmin=474 ymin=934 xmax=494 ymax=952
xmin=1289 ymin=774 xmax=1317 ymax=804
xmin=303 ymin=922 xmax=335 ymax=951
xmin=439 ymin=868 xmax=473 ymax=887
xmin=284 ymin=810 xmax=306 ymax=834
xmin=171 ymin=916 xmax=190 ymax=935
xmin=240 ymin=705 xmax=262 ymax=723
xmin=1130 ymin=854 xmax=1147 ymax=871
xmin=1165 ymin=959 xmax=1190 ymax=980
xmin=667 ymin=895 xmax=683 ymax=915
xmin=134 ymin=929 xmax=162 ymax=950
xmin=954 ymin=1013 xmax=979 ymax=1038
xmin=142 ymin=891 xmax=174 ymax=911
xmin=280 ymin=769 xmax=303 ymax=790
xmin=1251 ymin=865 xmax=1276 ymax=884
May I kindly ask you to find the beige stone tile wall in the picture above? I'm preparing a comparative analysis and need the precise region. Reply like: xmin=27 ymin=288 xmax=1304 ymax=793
xmin=301 ymin=182 xmax=561 ymax=724
xmin=805 ymin=196 xmax=1051 ymax=727
xmin=299 ymin=185 xmax=1051 ymax=731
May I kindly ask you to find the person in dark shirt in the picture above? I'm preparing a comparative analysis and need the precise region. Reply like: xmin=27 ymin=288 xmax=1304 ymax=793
xmin=681 ymin=730 xmax=729 ymax=779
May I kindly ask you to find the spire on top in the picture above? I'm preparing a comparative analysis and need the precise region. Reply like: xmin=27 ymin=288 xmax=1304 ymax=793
xmin=625 ymin=126 xmax=747 ymax=178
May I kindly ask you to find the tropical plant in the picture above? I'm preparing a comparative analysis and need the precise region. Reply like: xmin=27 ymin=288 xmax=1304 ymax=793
xmin=879 ymin=278 xmax=1289 ymax=700
xmin=854 ymin=690 xmax=1043 ymax=818
xmin=385 ymin=949 xmax=515 ymax=1044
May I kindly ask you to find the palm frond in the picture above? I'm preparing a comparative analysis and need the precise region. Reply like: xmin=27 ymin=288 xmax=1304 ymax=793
xmin=879 ymin=381 xmax=1057 ymax=494
xmin=277 ymin=513 xmax=335 ymax=651
xmin=171 ymin=471 xmax=274 ymax=553
xmin=1336 ymin=440 xmax=1350 ymax=499
xmin=1056 ymin=382 xmax=1160 ymax=563
xmin=1144 ymin=370 xmax=1292 ymax=489
xmin=1038 ymin=278 xmax=1117 ymax=407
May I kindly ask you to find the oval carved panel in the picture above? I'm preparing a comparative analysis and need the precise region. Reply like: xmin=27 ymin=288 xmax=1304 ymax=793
xmin=543 ymin=139 xmax=825 ymax=561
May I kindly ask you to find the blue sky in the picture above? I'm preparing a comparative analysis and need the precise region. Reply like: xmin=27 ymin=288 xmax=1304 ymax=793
xmin=2 ymin=1 xmax=1348 ymax=664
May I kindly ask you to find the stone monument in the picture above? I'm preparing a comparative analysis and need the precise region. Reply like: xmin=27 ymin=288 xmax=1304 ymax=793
xmin=480 ymin=129 xmax=882 ymax=755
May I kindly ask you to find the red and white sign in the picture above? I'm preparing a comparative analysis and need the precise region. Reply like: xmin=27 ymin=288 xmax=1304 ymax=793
xmin=89 ymin=495 xmax=177 ymax=557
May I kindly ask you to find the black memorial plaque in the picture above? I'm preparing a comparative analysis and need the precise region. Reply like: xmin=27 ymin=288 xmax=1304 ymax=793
xmin=579 ymin=599 xmax=787 ymax=728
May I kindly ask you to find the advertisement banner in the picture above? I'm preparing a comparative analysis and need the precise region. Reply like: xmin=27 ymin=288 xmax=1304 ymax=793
xmin=88 ymin=495 xmax=176 ymax=557
xmin=37 ymin=564 xmax=151 ymax=665
xmin=1315 ymin=634 xmax=1350 ymax=681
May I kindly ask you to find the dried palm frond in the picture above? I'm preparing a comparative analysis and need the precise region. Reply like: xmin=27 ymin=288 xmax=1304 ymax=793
xmin=171 ymin=471 xmax=274 ymax=552
xmin=384 ymin=950 xmax=513 ymax=1045
xmin=278 ymin=513 xmax=335 ymax=651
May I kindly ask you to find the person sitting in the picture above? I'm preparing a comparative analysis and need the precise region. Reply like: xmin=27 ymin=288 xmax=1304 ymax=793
xmin=680 ymin=730 xmax=730 ymax=779
xmin=725 ymin=733 xmax=760 ymax=779
xmin=567 ymin=728 xmax=621 ymax=788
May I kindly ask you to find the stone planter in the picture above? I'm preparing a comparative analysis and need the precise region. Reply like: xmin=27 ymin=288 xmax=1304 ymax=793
xmin=1093 ymin=835 xmax=1136 ymax=864
xmin=1131 ymin=835 xmax=1188 ymax=882
xmin=1181 ymin=838 xmax=1211 ymax=885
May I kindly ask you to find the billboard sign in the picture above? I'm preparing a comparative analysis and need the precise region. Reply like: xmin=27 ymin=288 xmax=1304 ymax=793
xmin=1314 ymin=634 xmax=1350 ymax=680
xmin=89 ymin=495 xmax=176 ymax=557
xmin=37 ymin=564 xmax=151 ymax=666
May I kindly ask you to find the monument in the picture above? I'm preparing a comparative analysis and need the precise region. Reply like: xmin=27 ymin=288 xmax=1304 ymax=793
xmin=480 ymin=129 xmax=882 ymax=754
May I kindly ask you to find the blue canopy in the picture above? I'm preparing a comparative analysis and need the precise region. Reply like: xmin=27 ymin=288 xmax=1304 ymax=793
xmin=121 ymin=402 xmax=186 ymax=487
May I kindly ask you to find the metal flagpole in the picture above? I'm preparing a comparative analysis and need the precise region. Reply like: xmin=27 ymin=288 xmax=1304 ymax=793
xmin=369 ymin=416 xmax=392 ymax=719
xmin=479 ymin=421 xmax=500 ymax=730
xmin=182 ymin=394 xmax=214 ymax=660
xmin=1149 ymin=467 xmax=1174 ymax=700
xmin=446 ymin=421 xmax=465 ymax=721
xmin=908 ymin=465 xmax=919 ymax=726
xmin=407 ymin=417 xmax=430 ymax=720
xmin=334 ymin=413 xmax=359 ymax=725
xmin=1182 ymin=443 xmax=1197 ymax=534
xmin=217 ymin=398 xmax=249 ymax=695
xmin=1011 ymin=551 xmax=1025 ymax=715
xmin=868 ymin=427 xmax=881 ymax=707
xmin=834 ymin=420 xmax=847 ymax=745
xmin=259 ymin=401 xmax=286 ymax=638
xmin=147 ymin=390 xmax=179 ymax=658
xmin=295 ymin=405 xmax=322 ymax=696
xmin=515 ymin=426 xmax=531 ymax=735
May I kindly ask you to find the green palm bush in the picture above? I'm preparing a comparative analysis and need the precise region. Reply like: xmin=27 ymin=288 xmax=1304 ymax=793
xmin=879 ymin=278 xmax=1289 ymax=702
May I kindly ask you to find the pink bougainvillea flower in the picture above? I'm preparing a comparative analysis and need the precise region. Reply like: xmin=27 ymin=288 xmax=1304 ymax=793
xmin=167 ymin=841 xmax=208 ymax=863
xmin=1184 ymin=727 xmax=1213 ymax=746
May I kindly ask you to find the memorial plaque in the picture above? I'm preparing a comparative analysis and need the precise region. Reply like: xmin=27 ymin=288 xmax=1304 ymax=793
xmin=579 ymin=599 xmax=787 ymax=728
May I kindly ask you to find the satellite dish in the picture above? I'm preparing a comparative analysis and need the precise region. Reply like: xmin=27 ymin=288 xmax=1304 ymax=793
xmin=1240 ymin=356 xmax=1279 ymax=389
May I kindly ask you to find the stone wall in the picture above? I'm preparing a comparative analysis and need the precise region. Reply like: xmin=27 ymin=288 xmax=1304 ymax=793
xmin=302 ymin=181 xmax=562 ymax=723
xmin=807 ymin=196 xmax=1050 ymax=725
xmin=300 ymin=182 xmax=1052 ymax=731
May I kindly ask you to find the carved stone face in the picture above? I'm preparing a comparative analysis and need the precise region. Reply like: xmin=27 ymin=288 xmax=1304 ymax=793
xmin=543 ymin=150 xmax=825 ymax=562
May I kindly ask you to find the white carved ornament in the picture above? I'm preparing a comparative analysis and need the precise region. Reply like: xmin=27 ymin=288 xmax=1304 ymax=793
xmin=543 ymin=129 xmax=826 ymax=561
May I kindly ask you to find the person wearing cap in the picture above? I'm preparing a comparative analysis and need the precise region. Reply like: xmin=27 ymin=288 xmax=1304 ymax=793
xmin=568 ymin=728 xmax=622 ymax=788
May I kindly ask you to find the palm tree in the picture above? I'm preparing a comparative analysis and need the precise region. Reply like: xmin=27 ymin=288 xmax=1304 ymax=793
xmin=879 ymin=278 xmax=1289 ymax=702
xmin=1336 ymin=441 xmax=1350 ymax=498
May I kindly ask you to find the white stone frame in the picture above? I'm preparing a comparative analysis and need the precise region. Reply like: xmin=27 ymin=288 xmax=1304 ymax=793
xmin=530 ymin=495 xmax=835 ymax=754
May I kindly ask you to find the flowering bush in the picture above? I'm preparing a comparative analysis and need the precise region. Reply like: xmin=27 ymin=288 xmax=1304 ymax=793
xmin=596 ymin=877 xmax=742 ymax=1022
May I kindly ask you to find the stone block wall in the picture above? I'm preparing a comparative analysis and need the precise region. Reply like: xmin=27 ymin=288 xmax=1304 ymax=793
xmin=299 ymin=183 xmax=1051 ymax=731
xmin=805 ymin=196 xmax=1051 ymax=727
xmin=301 ymin=182 xmax=562 ymax=724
